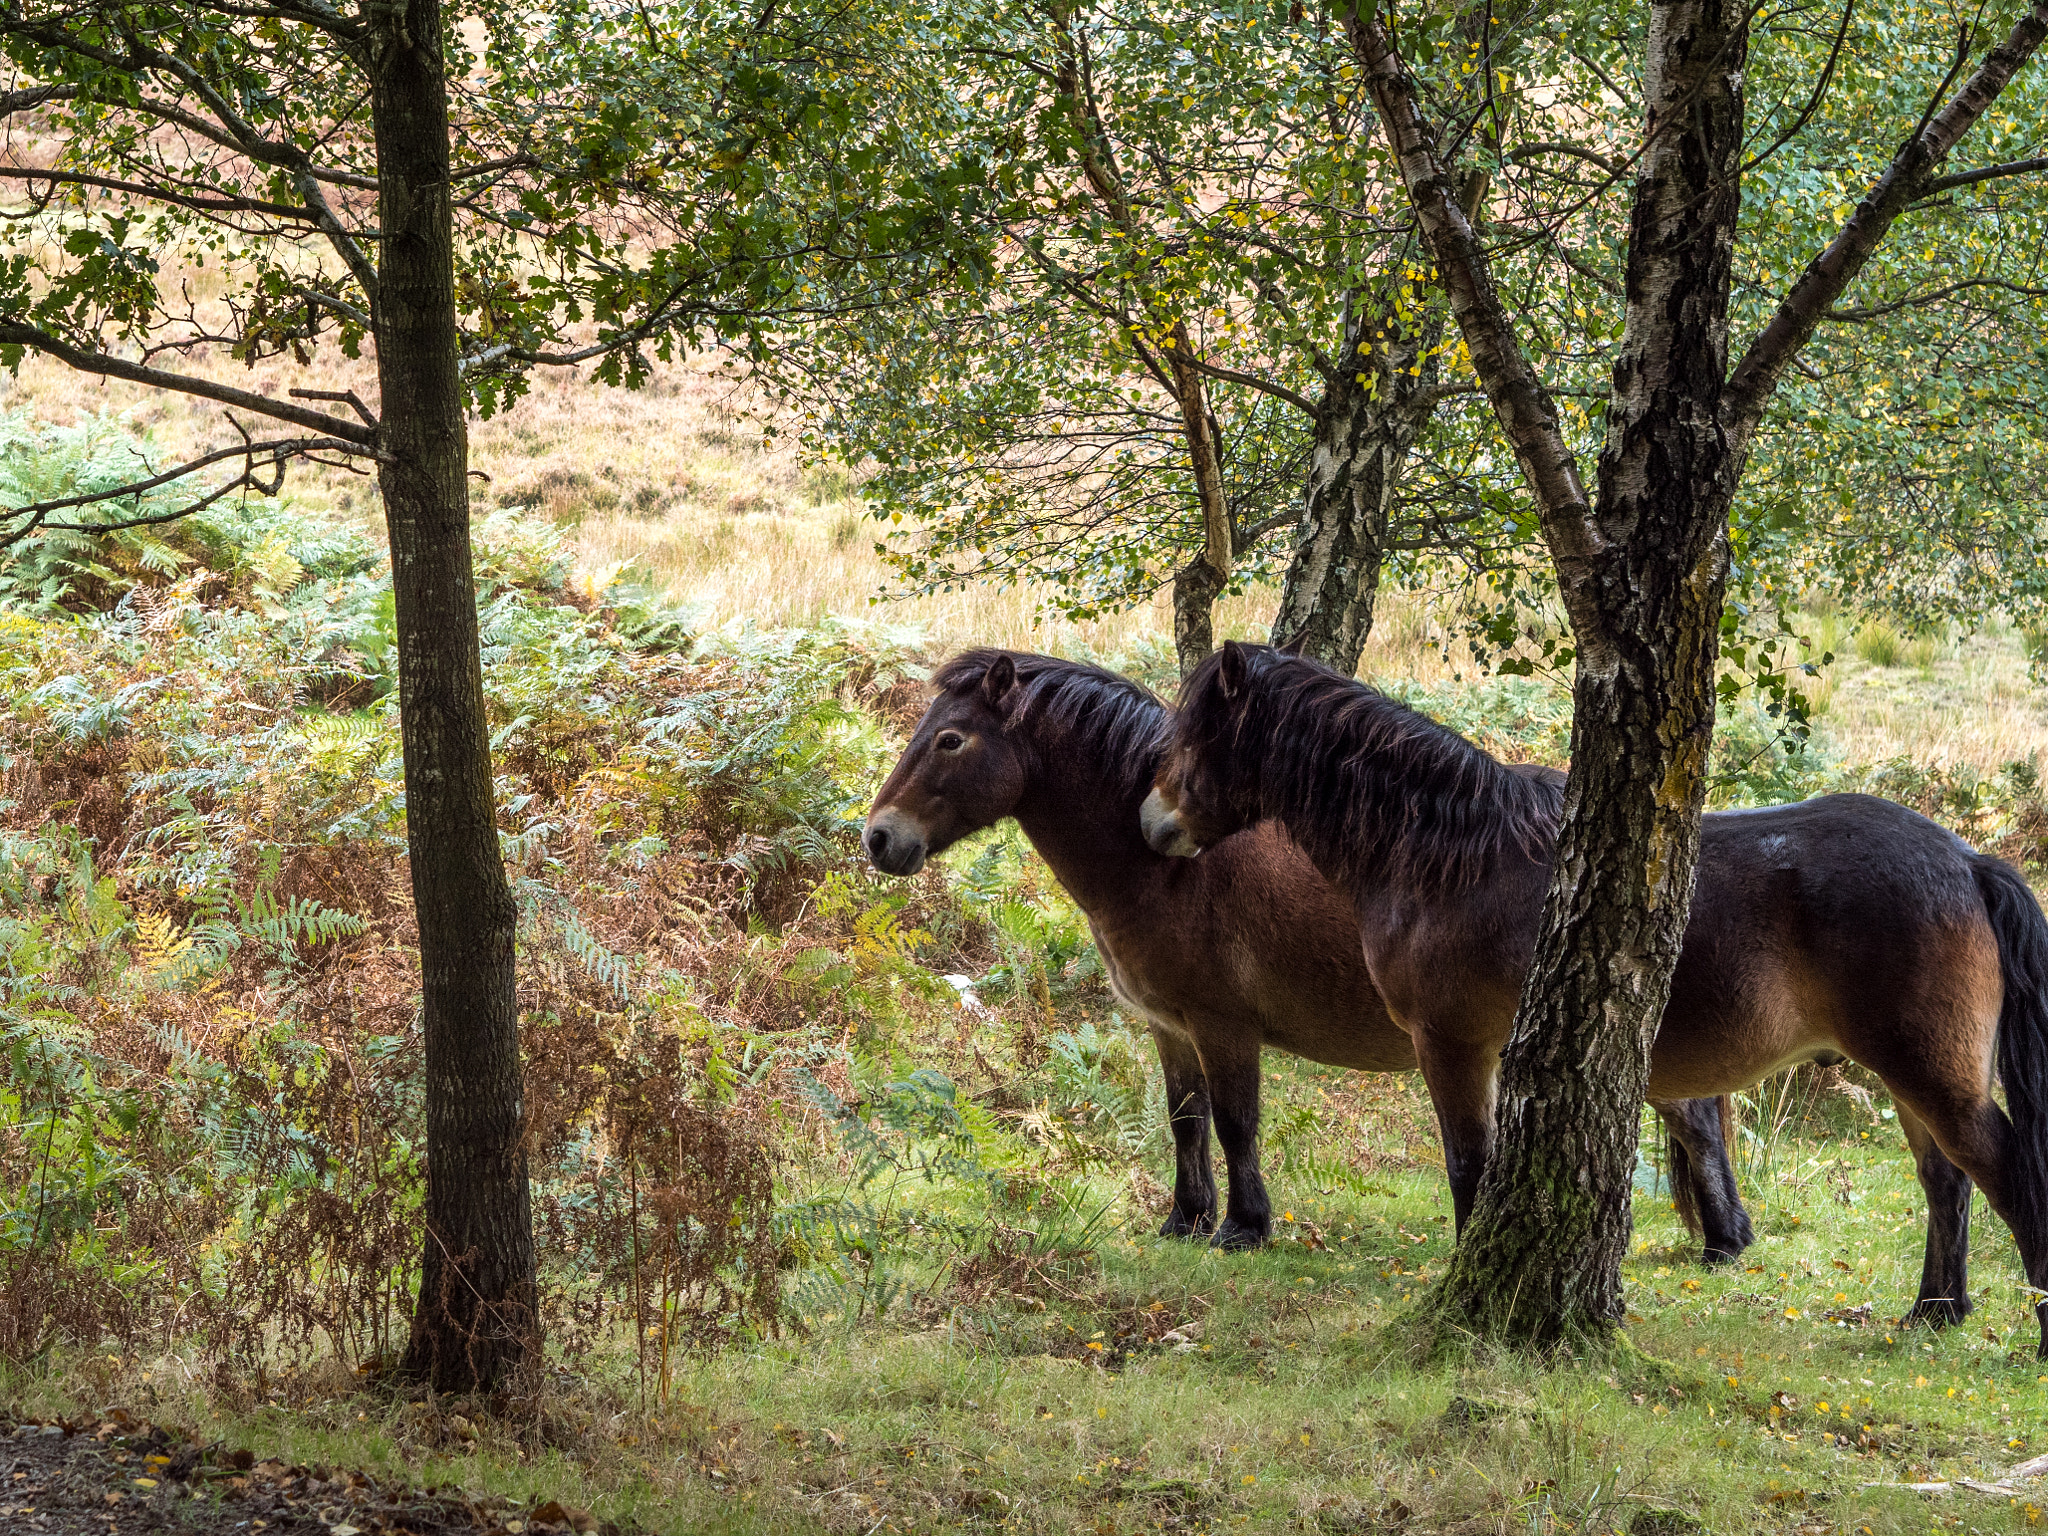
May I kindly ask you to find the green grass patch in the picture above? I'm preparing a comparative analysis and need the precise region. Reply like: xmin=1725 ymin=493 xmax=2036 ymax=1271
xmin=11 ymin=1061 xmax=2048 ymax=1534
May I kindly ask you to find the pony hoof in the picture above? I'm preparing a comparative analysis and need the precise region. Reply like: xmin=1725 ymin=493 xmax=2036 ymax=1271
xmin=1210 ymin=1223 xmax=1267 ymax=1253
xmin=1907 ymin=1297 xmax=1972 ymax=1329
xmin=1159 ymin=1211 xmax=1215 ymax=1240
xmin=1701 ymin=1246 xmax=1742 ymax=1266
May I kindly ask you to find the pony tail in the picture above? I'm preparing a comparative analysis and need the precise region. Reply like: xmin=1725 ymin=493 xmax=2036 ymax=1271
xmin=1975 ymin=854 xmax=2048 ymax=1263
xmin=1669 ymin=1126 xmax=1701 ymax=1236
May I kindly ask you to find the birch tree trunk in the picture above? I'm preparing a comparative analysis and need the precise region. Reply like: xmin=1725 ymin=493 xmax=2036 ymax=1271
xmin=1355 ymin=0 xmax=2048 ymax=1347
xmin=1270 ymin=304 xmax=1431 ymax=675
xmin=1421 ymin=0 xmax=1745 ymax=1339
xmin=1168 ymin=329 xmax=1235 ymax=680
xmin=1273 ymin=176 xmax=1483 ymax=677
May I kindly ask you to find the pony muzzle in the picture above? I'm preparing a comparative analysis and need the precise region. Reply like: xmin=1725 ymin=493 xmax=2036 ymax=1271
xmin=863 ymin=807 xmax=930 ymax=875
xmin=1140 ymin=786 xmax=1200 ymax=858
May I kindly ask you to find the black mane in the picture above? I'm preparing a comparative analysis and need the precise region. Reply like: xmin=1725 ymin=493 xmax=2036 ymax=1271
xmin=1182 ymin=647 xmax=1562 ymax=893
xmin=933 ymin=648 xmax=1170 ymax=806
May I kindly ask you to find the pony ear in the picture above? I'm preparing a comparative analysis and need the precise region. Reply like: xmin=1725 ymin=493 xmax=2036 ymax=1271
xmin=1217 ymin=640 xmax=1250 ymax=701
xmin=1275 ymin=628 xmax=1308 ymax=658
xmin=981 ymin=653 xmax=1017 ymax=712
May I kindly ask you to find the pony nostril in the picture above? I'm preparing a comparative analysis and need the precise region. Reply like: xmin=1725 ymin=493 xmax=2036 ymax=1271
xmin=865 ymin=826 xmax=890 ymax=863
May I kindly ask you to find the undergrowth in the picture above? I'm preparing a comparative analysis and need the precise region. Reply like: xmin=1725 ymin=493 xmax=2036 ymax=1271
xmin=2 ymin=418 xmax=2046 ymax=1531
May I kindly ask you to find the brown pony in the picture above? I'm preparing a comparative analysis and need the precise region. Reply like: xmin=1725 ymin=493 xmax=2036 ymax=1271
xmin=865 ymin=649 xmax=1753 ymax=1260
xmin=1143 ymin=641 xmax=2048 ymax=1351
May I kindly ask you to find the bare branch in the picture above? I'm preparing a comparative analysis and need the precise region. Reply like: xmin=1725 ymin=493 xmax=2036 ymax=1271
xmin=0 ymin=324 xmax=378 ymax=444
xmin=1724 ymin=0 xmax=2048 ymax=444
xmin=1918 ymin=153 xmax=2048 ymax=195
xmin=1169 ymin=352 xmax=1319 ymax=419
xmin=1825 ymin=275 xmax=2048 ymax=320
xmin=1506 ymin=139 xmax=1627 ymax=175
xmin=0 ymin=83 xmax=79 ymax=117
xmin=452 ymin=152 xmax=539 ymax=183
xmin=289 ymin=386 xmax=380 ymax=427
xmin=0 ymin=165 xmax=323 ymax=222
xmin=0 ymin=432 xmax=365 ymax=550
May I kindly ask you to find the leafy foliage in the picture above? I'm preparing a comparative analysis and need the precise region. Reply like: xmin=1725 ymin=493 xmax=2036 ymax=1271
xmin=0 ymin=423 xmax=1152 ymax=1369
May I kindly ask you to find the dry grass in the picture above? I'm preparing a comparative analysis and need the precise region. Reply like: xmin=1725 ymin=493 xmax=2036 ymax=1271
xmin=9 ymin=341 xmax=2040 ymax=769
xmin=1795 ymin=607 xmax=2048 ymax=776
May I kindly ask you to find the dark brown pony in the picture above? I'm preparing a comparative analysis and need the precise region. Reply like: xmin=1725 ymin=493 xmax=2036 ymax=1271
xmin=865 ymin=649 xmax=1753 ymax=1260
xmin=1144 ymin=641 xmax=2048 ymax=1351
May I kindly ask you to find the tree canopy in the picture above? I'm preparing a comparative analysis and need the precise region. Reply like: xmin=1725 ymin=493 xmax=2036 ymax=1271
xmin=767 ymin=0 xmax=2047 ymax=692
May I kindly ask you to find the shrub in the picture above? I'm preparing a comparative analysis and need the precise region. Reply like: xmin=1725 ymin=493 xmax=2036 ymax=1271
xmin=0 ymin=444 xmax=1110 ymax=1375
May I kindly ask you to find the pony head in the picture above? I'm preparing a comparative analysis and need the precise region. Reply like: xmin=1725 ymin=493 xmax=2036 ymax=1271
xmin=864 ymin=651 xmax=1026 ymax=875
xmin=1142 ymin=640 xmax=1270 ymax=857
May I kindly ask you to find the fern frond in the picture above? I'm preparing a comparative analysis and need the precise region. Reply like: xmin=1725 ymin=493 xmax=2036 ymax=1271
xmin=131 ymin=910 xmax=192 ymax=976
xmin=561 ymin=911 xmax=634 ymax=1003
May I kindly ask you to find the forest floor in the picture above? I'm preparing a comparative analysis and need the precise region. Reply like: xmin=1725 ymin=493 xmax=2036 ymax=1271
xmin=0 ymin=1408 xmax=617 ymax=1536
xmin=10 ymin=1093 xmax=2048 ymax=1536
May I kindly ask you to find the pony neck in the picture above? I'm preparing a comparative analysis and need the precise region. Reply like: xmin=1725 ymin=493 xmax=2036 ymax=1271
xmin=1244 ymin=669 xmax=1559 ymax=903
xmin=1008 ymin=748 xmax=1165 ymax=917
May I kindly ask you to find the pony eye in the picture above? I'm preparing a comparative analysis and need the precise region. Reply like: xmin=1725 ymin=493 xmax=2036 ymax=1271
xmin=936 ymin=731 xmax=967 ymax=753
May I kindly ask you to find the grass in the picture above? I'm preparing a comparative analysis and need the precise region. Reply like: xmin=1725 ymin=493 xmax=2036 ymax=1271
xmin=11 ymin=1066 xmax=2048 ymax=1534
xmin=1800 ymin=612 xmax=2048 ymax=778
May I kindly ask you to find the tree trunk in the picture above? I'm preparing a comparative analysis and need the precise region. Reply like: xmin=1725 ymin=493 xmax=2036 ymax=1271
xmin=1271 ymin=300 xmax=1434 ymax=675
xmin=373 ymin=0 xmax=536 ymax=1391
xmin=1168 ymin=330 xmax=1235 ymax=681
xmin=1422 ymin=0 xmax=1746 ymax=1347
xmin=1044 ymin=12 xmax=1235 ymax=682
xmin=1172 ymin=558 xmax=1227 ymax=679
xmin=1356 ymin=0 xmax=2048 ymax=1351
xmin=1275 ymin=173 xmax=1483 ymax=676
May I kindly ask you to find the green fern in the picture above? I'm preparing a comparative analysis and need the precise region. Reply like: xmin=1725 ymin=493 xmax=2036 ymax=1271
xmin=560 ymin=911 xmax=634 ymax=1003
xmin=235 ymin=889 xmax=366 ymax=961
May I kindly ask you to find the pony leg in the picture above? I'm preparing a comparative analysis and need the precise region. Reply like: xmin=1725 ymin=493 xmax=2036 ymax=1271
xmin=1413 ymin=1032 xmax=1498 ymax=1235
xmin=1196 ymin=1034 xmax=1271 ymax=1251
xmin=1895 ymin=1090 xmax=2048 ymax=1350
xmin=1151 ymin=1025 xmax=1216 ymax=1238
xmin=1654 ymin=1095 xmax=1754 ymax=1265
xmin=1896 ymin=1100 xmax=1976 ymax=1329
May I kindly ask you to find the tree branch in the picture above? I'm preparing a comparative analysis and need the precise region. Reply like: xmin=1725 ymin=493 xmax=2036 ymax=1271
xmin=125 ymin=95 xmax=379 ymax=190
xmin=1825 ymin=275 xmax=2048 ymax=320
xmin=1349 ymin=12 xmax=1598 ymax=572
xmin=1506 ymin=139 xmax=1627 ymax=175
xmin=1917 ymin=152 xmax=2048 ymax=196
xmin=0 ymin=165 xmax=323 ymax=222
xmin=0 ymin=83 xmax=79 ymax=117
xmin=0 ymin=432 xmax=365 ymax=550
xmin=1741 ymin=0 xmax=1857 ymax=173
xmin=0 ymin=324 xmax=378 ymax=444
xmin=1169 ymin=352 xmax=1319 ymax=419
xmin=1723 ymin=0 xmax=2048 ymax=445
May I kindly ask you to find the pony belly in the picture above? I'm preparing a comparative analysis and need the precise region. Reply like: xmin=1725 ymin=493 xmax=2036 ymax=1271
xmin=1646 ymin=1005 xmax=1835 ymax=1101
xmin=1257 ymin=1016 xmax=1420 ymax=1074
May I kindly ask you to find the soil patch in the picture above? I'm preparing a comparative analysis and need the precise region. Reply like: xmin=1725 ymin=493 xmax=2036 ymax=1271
xmin=0 ymin=1414 xmax=624 ymax=1536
